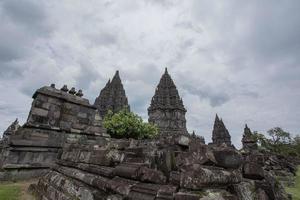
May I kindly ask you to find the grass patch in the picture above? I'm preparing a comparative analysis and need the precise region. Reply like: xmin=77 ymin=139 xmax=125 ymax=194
xmin=0 ymin=180 xmax=37 ymax=200
xmin=286 ymin=166 xmax=300 ymax=200
xmin=0 ymin=183 xmax=21 ymax=200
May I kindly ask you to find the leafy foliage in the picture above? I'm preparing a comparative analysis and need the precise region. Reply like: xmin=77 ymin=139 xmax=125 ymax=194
xmin=253 ymin=127 xmax=300 ymax=157
xmin=103 ymin=109 xmax=158 ymax=139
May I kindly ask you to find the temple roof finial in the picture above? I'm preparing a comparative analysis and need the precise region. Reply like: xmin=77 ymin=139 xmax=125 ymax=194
xmin=165 ymin=67 xmax=168 ymax=74
xmin=215 ymin=114 xmax=220 ymax=122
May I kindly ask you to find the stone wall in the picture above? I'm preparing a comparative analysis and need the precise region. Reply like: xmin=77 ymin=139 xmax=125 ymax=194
xmin=0 ymin=85 xmax=107 ymax=181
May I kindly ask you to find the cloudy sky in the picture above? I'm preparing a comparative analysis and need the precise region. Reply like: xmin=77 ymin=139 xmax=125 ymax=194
xmin=0 ymin=0 xmax=299 ymax=147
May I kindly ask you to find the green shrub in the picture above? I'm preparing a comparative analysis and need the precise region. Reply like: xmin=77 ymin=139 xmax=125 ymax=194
xmin=103 ymin=110 xmax=158 ymax=139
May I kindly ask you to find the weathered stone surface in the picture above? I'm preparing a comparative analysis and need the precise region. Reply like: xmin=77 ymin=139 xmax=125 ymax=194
xmin=255 ymin=188 xmax=270 ymax=200
xmin=113 ymin=163 xmax=141 ymax=179
xmin=128 ymin=183 xmax=161 ymax=200
xmin=0 ymin=84 xmax=107 ymax=181
xmin=243 ymin=162 xmax=265 ymax=180
xmin=148 ymin=68 xmax=187 ymax=135
xmin=138 ymin=166 xmax=166 ymax=184
xmin=209 ymin=147 xmax=242 ymax=169
xmin=233 ymin=181 xmax=256 ymax=200
xmin=175 ymin=150 xmax=210 ymax=169
xmin=94 ymin=71 xmax=130 ymax=118
xmin=174 ymin=192 xmax=200 ymax=200
xmin=171 ymin=166 xmax=242 ymax=189
xmin=175 ymin=135 xmax=190 ymax=146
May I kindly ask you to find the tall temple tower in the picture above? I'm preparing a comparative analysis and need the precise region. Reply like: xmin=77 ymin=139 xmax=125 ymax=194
xmin=148 ymin=68 xmax=187 ymax=135
xmin=94 ymin=71 xmax=130 ymax=118
xmin=212 ymin=114 xmax=232 ymax=146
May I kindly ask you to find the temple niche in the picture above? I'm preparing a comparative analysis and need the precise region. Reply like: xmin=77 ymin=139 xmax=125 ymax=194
xmin=94 ymin=70 xmax=130 ymax=118
xmin=148 ymin=68 xmax=187 ymax=135
xmin=211 ymin=114 xmax=232 ymax=146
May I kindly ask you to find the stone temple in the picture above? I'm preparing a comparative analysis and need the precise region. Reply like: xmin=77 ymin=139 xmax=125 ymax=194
xmin=148 ymin=68 xmax=187 ymax=135
xmin=0 ymin=69 xmax=297 ymax=200
xmin=94 ymin=71 xmax=130 ymax=118
xmin=211 ymin=114 xmax=232 ymax=146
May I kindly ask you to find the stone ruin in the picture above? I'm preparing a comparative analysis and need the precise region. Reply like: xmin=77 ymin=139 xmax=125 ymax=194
xmin=0 ymin=84 xmax=106 ymax=181
xmin=148 ymin=68 xmax=188 ymax=135
xmin=94 ymin=71 xmax=130 ymax=118
xmin=29 ymin=123 xmax=291 ymax=200
xmin=0 ymin=69 xmax=297 ymax=200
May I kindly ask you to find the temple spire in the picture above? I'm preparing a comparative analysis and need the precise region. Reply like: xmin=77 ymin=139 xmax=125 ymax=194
xmin=148 ymin=68 xmax=187 ymax=135
xmin=212 ymin=115 xmax=231 ymax=146
xmin=215 ymin=114 xmax=220 ymax=123
xmin=94 ymin=70 xmax=130 ymax=118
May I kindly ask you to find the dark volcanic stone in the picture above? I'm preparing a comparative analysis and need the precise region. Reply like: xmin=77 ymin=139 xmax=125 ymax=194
xmin=211 ymin=147 xmax=243 ymax=169
xmin=243 ymin=162 xmax=265 ymax=180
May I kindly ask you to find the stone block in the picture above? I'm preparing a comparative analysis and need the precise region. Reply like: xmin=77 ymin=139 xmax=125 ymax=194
xmin=175 ymin=151 xmax=210 ymax=169
xmin=156 ymin=185 xmax=177 ymax=200
xmin=208 ymin=147 xmax=242 ymax=169
xmin=107 ymin=177 xmax=137 ymax=196
xmin=179 ymin=166 xmax=242 ymax=189
xmin=243 ymin=162 xmax=264 ymax=180
xmin=138 ymin=167 xmax=166 ymax=184
xmin=31 ymin=108 xmax=49 ymax=117
xmin=127 ymin=183 xmax=160 ymax=200
xmin=174 ymin=192 xmax=200 ymax=200
xmin=77 ymin=112 xmax=88 ymax=118
xmin=113 ymin=163 xmax=141 ymax=179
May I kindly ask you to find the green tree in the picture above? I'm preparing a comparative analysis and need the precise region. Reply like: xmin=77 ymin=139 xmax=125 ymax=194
xmin=103 ymin=109 xmax=158 ymax=139
xmin=253 ymin=127 xmax=299 ymax=157
xmin=267 ymin=127 xmax=291 ymax=145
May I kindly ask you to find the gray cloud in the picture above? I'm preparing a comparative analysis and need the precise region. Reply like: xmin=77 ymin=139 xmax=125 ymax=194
xmin=0 ymin=1 xmax=299 ymax=148
xmin=182 ymin=84 xmax=230 ymax=107
xmin=2 ymin=0 xmax=48 ymax=33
